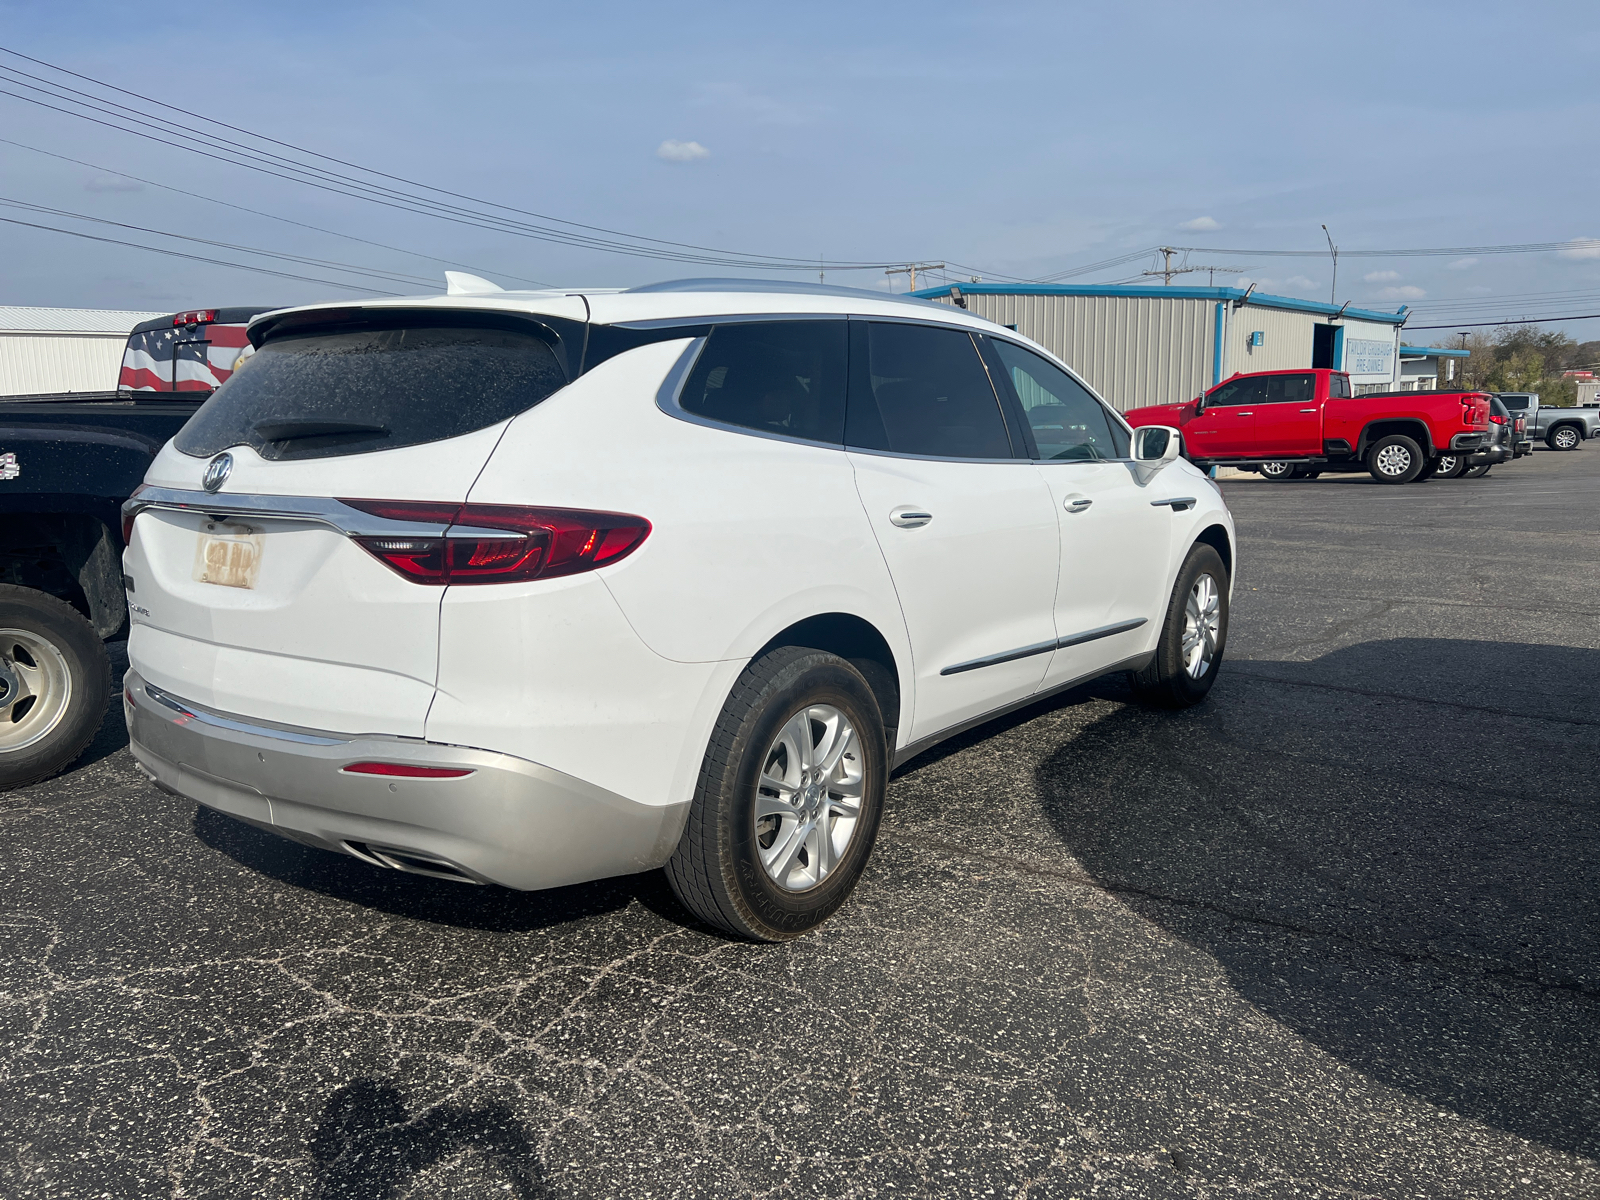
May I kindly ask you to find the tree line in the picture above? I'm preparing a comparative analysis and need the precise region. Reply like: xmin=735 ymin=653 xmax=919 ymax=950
xmin=1429 ymin=327 xmax=1600 ymax=406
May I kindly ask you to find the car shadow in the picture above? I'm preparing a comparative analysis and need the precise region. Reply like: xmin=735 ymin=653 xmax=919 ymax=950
xmin=1035 ymin=638 xmax=1600 ymax=1158
xmin=192 ymin=806 xmax=703 ymax=935
xmin=308 ymin=1078 xmax=542 ymax=1198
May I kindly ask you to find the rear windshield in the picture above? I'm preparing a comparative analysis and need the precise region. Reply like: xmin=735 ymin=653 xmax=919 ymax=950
xmin=175 ymin=322 xmax=566 ymax=461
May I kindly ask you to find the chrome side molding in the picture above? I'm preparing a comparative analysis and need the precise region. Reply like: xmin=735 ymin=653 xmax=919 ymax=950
xmin=941 ymin=618 xmax=1148 ymax=676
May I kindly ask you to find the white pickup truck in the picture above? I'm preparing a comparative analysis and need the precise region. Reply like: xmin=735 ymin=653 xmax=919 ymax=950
xmin=1497 ymin=392 xmax=1600 ymax=451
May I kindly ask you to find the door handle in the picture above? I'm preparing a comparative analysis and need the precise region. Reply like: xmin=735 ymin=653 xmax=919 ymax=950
xmin=1236 ymin=411 xmax=1253 ymax=416
xmin=1151 ymin=497 xmax=1197 ymax=511
xmin=889 ymin=506 xmax=932 ymax=528
xmin=1063 ymin=495 xmax=1093 ymax=513
xmin=1299 ymin=408 xmax=1317 ymax=413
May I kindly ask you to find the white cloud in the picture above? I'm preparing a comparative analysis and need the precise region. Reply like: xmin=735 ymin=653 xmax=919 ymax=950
xmin=1178 ymin=216 xmax=1220 ymax=232
xmin=1284 ymin=275 xmax=1318 ymax=290
xmin=1235 ymin=276 xmax=1272 ymax=289
xmin=1363 ymin=270 xmax=1400 ymax=283
xmin=1559 ymin=237 xmax=1600 ymax=260
xmin=1446 ymin=257 xmax=1478 ymax=270
xmin=85 ymin=175 xmax=142 ymax=192
xmin=1377 ymin=285 xmax=1426 ymax=300
xmin=656 ymin=139 xmax=710 ymax=163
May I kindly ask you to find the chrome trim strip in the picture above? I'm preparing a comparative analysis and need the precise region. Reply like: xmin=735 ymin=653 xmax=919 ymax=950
xmin=142 ymin=681 xmax=355 ymax=746
xmin=897 ymin=651 xmax=1155 ymax=769
xmin=1151 ymin=497 xmax=1197 ymax=510
xmin=940 ymin=618 xmax=1148 ymax=676
xmin=124 ymin=487 xmax=452 ymax=538
xmin=940 ymin=638 xmax=1057 ymax=677
xmin=1055 ymin=617 xmax=1147 ymax=648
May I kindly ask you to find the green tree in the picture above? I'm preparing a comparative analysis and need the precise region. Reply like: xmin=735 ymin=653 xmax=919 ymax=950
xmin=1429 ymin=326 xmax=1579 ymax=404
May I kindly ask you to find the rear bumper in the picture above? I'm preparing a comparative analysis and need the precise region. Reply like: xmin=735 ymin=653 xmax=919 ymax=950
xmin=1449 ymin=432 xmax=1489 ymax=450
xmin=124 ymin=669 xmax=688 ymax=890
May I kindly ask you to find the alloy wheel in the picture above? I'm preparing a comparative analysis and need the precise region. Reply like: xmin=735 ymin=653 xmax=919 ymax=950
xmin=1260 ymin=461 xmax=1291 ymax=479
xmin=1182 ymin=574 xmax=1221 ymax=679
xmin=1375 ymin=444 xmax=1413 ymax=476
xmin=754 ymin=704 xmax=865 ymax=892
xmin=1554 ymin=427 xmax=1579 ymax=450
xmin=0 ymin=628 xmax=74 ymax=753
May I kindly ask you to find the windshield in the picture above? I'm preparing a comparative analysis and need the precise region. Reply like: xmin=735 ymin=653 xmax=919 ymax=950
xmin=175 ymin=322 xmax=565 ymax=461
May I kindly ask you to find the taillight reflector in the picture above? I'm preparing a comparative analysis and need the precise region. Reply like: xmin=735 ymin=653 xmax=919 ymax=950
xmin=338 ymin=500 xmax=651 ymax=585
xmin=173 ymin=309 xmax=217 ymax=326
xmin=341 ymin=762 xmax=475 ymax=778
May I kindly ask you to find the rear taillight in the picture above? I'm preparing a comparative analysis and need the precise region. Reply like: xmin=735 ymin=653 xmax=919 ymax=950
xmin=339 ymin=500 xmax=651 ymax=585
xmin=341 ymin=761 xmax=474 ymax=778
xmin=173 ymin=309 xmax=217 ymax=326
xmin=121 ymin=485 xmax=150 ymax=544
xmin=1490 ymin=413 xmax=1505 ymax=425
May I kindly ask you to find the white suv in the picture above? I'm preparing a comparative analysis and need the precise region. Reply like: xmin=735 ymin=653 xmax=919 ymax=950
xmin=121 ymin=278 xmax=1233 ymax=940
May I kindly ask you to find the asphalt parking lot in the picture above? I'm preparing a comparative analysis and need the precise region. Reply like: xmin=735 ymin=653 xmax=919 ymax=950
xmin=3 ymin=449 xmax=1597 ymax=1200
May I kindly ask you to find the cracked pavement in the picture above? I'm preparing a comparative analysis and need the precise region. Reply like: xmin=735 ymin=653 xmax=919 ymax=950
xmin=3 ymin=450 xmax=1597 ymax=1198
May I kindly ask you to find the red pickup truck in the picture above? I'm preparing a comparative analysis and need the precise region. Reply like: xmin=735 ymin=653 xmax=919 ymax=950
xmin=1123 ymin=368 xmax=1492 ymax=483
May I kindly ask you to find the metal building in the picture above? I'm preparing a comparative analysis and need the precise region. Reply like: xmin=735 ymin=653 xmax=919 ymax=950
xmin=910 ymin=283 xmax=1410 ymax=412
xmin=0 ymin=306 xmax=163 ymax=397
xmin=1397 ymin=344 xmax=1470 ymax=390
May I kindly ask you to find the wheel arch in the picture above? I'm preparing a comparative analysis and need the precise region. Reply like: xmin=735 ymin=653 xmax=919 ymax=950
xmin=753 ymin=613 xmax=902 ymax=746
xmin=1193 ymin=523 xmax=1233 ymax=580
xmin=1358 ymin=419 xmax=1434 ymax=457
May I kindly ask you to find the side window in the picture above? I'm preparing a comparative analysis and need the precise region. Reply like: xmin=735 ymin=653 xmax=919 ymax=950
xmin=988 ymin=339 xmax=1128 ymax=460
xmin=1500 ymin=395 xmax=1527 ymax=410
xmin=1262 ymin=373 xmax=1318 ymax=404
xmin=1207 ymin=378 xmax=1259 ymax=407
xmin=1328 ymin=373 xmax=1351 ymax=399
xmin=845 ymin=322 xmax=1015 ymax=459
xmin=678 ymin=321 xmax=847 ymax=444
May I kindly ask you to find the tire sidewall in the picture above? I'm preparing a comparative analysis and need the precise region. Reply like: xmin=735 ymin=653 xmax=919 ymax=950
xmin=0 ymin=586 xmax=111 ymax=790
xmin=719 ymin=655 xmax=887 ymax=939
xmin=1367 ymin=435 xmax=1424 ymax=484
xmin=1144 ymin=544 xmax=1229 ymax=706
xmin=1550 ymin=426 xmax=1579 ymax=451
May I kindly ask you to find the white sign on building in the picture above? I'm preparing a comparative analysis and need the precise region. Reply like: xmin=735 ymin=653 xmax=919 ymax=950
xmin=1346 ymin=338 xmax=1393 ymax=376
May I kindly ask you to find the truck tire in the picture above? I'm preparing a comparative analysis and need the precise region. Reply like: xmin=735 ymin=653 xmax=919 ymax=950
xmin=1131 ymin=542 xmax=1228 ymax=710
xmin=1434 ymin=455 xmax=1465 ymax=478
xmin=1548 ymin=424 xmax=1581 ymax=451
xmin=0 ymin=585 xmax=112 ymax=791
xmin=1464 ymin=463 xmax=1492 ymax=478
xmin=665 ymin=646 xmax=888 ymax=941
xmin=1415 ymin=457 xmax=1440 ymax=481
xmin=1259 ymin=461 xmax=1294 ymax=480
xmin=1365 ymin=434 xmax=1425 ymax=484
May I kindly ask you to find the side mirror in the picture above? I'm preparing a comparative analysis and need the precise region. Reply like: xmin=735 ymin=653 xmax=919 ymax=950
xmin=1132 ymin=425 xmax=1182 ymax=465
xmin=1193 ymin=393 xmax=1207 ymax=414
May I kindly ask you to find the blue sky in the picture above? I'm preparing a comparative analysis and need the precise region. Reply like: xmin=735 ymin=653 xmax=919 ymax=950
xmin=3 ymin=1 xmax=1598 ymax=339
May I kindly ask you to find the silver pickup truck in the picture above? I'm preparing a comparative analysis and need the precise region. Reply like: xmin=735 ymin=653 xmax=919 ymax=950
xmin=1497 ymin=393 xmax=1600 ymax=451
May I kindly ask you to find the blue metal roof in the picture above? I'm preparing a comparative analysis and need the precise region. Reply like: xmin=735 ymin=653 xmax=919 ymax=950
xmin=909 ymin=282 xmax=1408 ymax=326
xmin=1399 ymin=344 xmax=1470 ymax=358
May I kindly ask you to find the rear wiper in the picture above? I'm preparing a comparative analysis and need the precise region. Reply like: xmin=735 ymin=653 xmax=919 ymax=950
xmin=252 ymin=418 xmax=388 ymax=441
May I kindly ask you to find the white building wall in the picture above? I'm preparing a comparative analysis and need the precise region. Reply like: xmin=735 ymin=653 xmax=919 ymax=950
xmin=930 ymin=293 xmax=1216 ymax=411
xmin=0 ymin=332 xmax=127 ymax=396
xmin=1226 ymin=305 xmax=1315 ymax=376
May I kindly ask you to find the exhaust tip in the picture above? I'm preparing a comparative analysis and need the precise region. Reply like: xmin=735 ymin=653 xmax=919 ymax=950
xmin=343 ymin=841 xmax=482 ymax=885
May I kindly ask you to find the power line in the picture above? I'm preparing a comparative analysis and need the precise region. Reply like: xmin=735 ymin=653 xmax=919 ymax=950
xmin=1409 ymin=313 xmax=1600 ymax=329
xmin=1171 ymin=239 xmax=1598 ymax=260
xmin=0 ymin=213 xmax=400 ymax=293
xmin=0 ymin=135 xmax=556 ymax=287
xmin=0 ymin=46 xmax=914 ymax=273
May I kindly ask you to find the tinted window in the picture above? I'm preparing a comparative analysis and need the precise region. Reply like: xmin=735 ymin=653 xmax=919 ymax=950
xmin=176 ymin=322 xmax=565 ymax=461
xmin=1500 ymin=395 xmax=1529 ymax=410
xmin=1206 ymin=377 xmax=1262 ymax=407
xmin=989 ymin=339 xmax=1127 ymax=460
xmin=678 ymin=321 xmax=847 ymax=444
xmin=1260 ymin=373 xmax=1317 ymax=404
xmin=845 ymin=323 xmax=1014 ymax=459
xmin=1328 ymin=373 xmax=1351 ymax=399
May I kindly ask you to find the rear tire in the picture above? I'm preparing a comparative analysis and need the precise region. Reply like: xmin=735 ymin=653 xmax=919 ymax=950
xmin=1259 ymin=461 xmax=1294 ymax=481
xmin=1365 ymin=434 xmax=1425 ymax=484
xmin=665 ymin=647 xmax=888 ymax=941
xmin=1548 ymin=425 xmax=1581 ymax=451
xmin=0 ymin=585 xmax=111 ymax=791
xmin=1464 ymin=463 xmax=1492 ymax=478
xmin=1415 ymin=458 xmax=1440 ymax=481
xmin=1434 ymin=455 xmax=1465 ymax=479
xmin=1131 ymin=543 xmax=1228 ymax=710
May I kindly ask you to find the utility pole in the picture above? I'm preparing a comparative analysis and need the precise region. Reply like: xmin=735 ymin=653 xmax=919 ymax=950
xmin=1158 ymin=247 xmax=1176 ymax=285
xmin=885 ymin=263 xmax=944 ymax=292
xmin=1140 ymin=248 xmax=1251 ymax=286
xmin=1322 ymin=224 xmax=1338 ymax=306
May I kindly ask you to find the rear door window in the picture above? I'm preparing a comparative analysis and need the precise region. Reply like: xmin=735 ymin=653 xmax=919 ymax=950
xmin=987 ymin=338 xmax=1128 ymax=460
xmin=677 ymin=321 xmax=847 ymax=444
xmin=175 ymin=320 xmax=566 ymax=461
xmin=1261 ymin=373 xmax=1318 ymax=404
xmin=1328 ymin=373 xmax=1351 ymax=399
xmin=845 ymin=322 xmax=1016 ymax=459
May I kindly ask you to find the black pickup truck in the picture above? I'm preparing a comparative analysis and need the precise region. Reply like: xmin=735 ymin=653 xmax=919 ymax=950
xmin=0 ymin=307 xmax=267 ymax=788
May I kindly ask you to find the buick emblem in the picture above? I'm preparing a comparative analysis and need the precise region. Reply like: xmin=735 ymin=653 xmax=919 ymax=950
xmin=202 ymin=452 xmax=233 ymax=493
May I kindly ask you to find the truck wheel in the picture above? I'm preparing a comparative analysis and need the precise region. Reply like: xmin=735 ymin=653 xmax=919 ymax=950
xmin=1414 ymin=458 xmax=1440 ymax=481
xmin=1464 ymin=463 xmax=1492 ymax=478
xmin=665 ymin=646 xmax=888 ymax=941
xmin=1548 ymin=424 xmax=1581 ymax=451
xmin=0 ymin=585 xmax=112 ymax=791
xmin=1365 ymin=434 xmax=1425 ymax=484
xmin=1259 ymin=461 xmax=1294 ymax=480
xmin=1434 ymin=455 xmax=1465 ymax=478
xmin=1131 ymin=542 xmax=1228 ymax=710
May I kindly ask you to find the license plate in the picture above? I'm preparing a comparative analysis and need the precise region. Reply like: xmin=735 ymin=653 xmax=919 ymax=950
xmin=193 ymin=521 xmax=263 ymax=589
